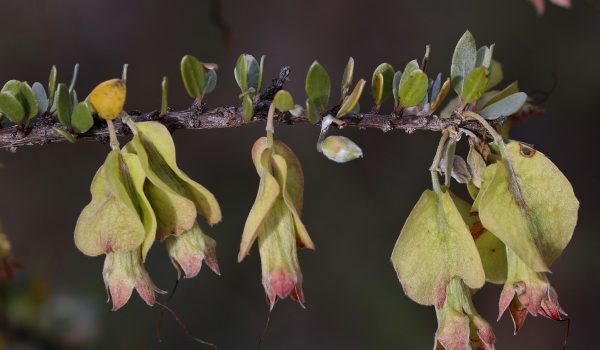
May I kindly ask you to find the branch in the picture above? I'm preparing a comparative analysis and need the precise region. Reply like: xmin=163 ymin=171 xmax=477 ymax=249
xmin=0 ymin=67 xmax=524 ymax=152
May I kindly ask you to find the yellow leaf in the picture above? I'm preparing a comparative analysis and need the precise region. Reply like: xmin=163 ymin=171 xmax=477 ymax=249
xmin=89 ymin=79 xmax=126 ymax=120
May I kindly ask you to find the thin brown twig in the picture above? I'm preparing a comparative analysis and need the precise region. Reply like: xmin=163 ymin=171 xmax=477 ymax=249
xmin=0 ymin=66 xmax=540 ymax=152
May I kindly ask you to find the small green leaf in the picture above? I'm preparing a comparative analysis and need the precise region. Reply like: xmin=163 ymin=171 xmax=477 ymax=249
xmin=305 ymin=99 xmax=320 ymax=124
xmin=461 ymin=66 xmax=488 ymax=104
xmin=451 ymin=30 xmax=477 ymax=94
xmin=56 ymin=83 xmax=73 ymax=126
xmin=431 ymin=78 xmax=451 ymax=112
xmin=204 ymin=69 xmax=217 ymax=95
xmin=486 ymin=60 xmax=503 ymax=91
xmin=480 ymin=81 xmax=519 ymax=109
xmin=398 ymin=70 xmax=428 ymax=108
xmin=48 ymin=65 xmax=57 ymax=111
xmin=180 ymin=55 xmax=205 ymax=99
xmin=246 ymin=55 xmax=260 ymax=90
xmin=372 ymin=63 xmax=395 ymax=107
xmin=2 ymin=80 xmax=21 ymax=96
xmin=52 ymin=127 xmax=76 ymax=143
xmin=71 ymin=102 xmax=94 ymax=133
xmin=0 ymin=92 xmax=25 ymax=123
xmin=340 ymin=57 xmax=354 ymax=99
xmin=337 ymin=79 xmax=365 ymax=118
xmin=234 ymin=54 xmax=248 ymax=91
xmin=305 ymin=61 xmax=331 ymax=112
xmin=272 ymin=90 xmax=294 ymax=112
xmin=242 ymin=94 xmax=253 ymax=121
xmin=479 ymin=92 xmax=527 ymax=120
xmin=161 ymin=76 xmax=168 ymax=115
xmin=20 ymin=82 xmax=39 ymax=120
xmin=400 ymin=60 xmax=420 ymax=84
xmin=392 ymin=71 xmax=402 ymax=105
xmin=32 ymin=82 xmax=48 ymax=114
xmin=257 ymin=55 xmax=266 ymax=92
xmin=476 ymin=44 xmax=494 ymax=69
xmin=68 ymin=63 xmax=79 ymax=93
xmin=372 ymin=71 xmax=384 ymax=107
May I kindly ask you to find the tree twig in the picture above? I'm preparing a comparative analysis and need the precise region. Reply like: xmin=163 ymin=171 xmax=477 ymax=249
xmin=0 ymin=67 xmax=533 ymax=152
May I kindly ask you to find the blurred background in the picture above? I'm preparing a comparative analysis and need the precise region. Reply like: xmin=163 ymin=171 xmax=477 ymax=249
xmin=0 ymin=0 xmax=598 ymax=349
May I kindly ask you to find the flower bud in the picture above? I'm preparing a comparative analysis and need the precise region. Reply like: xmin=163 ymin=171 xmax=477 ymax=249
xmin=75 ymin=150 xmax=160 ymax=311
xmin=320 ymin=135 xmax=363 ymax=163
xmin=103 ymin=250 xmax=164 ymax=311
xmin=239 ymin=137 xmax=314 ymax=309
xmin=258 ymin=198 xmax=304 ymax=308
xmin=166 ymin=222 xmax=220 ymax=279
xmin=434 ymin=278 xmax=496 ymax=350
xmin=498 ymin=247 xmax=566 ymax=333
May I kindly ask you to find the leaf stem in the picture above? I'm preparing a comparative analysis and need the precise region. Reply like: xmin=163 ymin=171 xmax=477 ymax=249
xmin=106 ymin=119 xmax=120 ymax=150
xmin=430 ymin=130 xmax=449 ymax=195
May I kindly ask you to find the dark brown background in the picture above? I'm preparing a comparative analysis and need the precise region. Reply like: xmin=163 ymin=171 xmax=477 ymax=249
xmin=0 ymin=0 xmax=598 ymax=349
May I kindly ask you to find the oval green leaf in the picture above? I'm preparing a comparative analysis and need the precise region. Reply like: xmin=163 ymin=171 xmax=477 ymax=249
xmin=71 ymin=102 xmax=94 ymax=133
xmin=56 ymin=83 xmax=72 ymax=126
xmin=336 ymin=79 xmax=365 ymax=118
xmin=0 ymin=92 xmax=25 ymax=123
xmin=461 ymin=66 xmax=488 ymax=104
xmin=305 ymin=61 xmax=331 ymax=112
xmin=398 ymin=69 xmax=428 ymax=108
xmin=180 ymin=55 xmax=205 ymax=99
xmin=273 ymin=90 xmax=294 ymax=112
xmin=451 ymin=30 xmax=477 ymax=94
xmin=479 ymin=92 xmax=527 ymax=120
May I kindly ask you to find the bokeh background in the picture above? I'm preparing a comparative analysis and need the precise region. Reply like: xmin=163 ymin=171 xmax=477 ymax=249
xmin=0 ymin=0 xmax=598 ymax=349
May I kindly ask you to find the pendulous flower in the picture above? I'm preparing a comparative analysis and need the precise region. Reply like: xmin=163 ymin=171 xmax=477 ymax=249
xmin=498 ymin=247 xmax=567 ymax=333
xmin=74 ymin=150 xmax=160 ymax=310
xmin=166 ymin=222 xmax=220 ymax=279
xmin=124 ymin=121 xmax=221 ymax=278
xmin=434 ymin=278 xmax=496 ymax=350
xmin=238 ymin=137 xmax=314 ymax=309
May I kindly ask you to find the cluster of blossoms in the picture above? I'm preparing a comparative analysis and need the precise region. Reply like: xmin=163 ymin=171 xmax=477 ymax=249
xmin=62 ymin=31 xmax=580 ymax=349
xmin=390 ymin=32 xmax=579 ymax=349
xmin=74 ymin=80 xmax=222 ymax=310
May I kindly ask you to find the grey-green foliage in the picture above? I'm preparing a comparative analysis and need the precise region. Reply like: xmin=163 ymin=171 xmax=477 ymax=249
xmin=0 ymin=80 xmax=39 ymax=124
xmin=234 ymin=54 xmax=265 ymax=121
xmin=305 ymin=61 xmax=331 ymax=124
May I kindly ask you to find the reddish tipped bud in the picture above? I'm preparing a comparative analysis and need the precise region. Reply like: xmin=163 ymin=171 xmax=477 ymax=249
xmin=166 ymin=222 xmax=220 ymax=279
xmin=103 ymin=250 xmax=164 ymax=311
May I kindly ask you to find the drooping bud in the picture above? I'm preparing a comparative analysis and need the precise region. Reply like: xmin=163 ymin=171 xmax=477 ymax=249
xmin=103 ymin=249 xmax=164 ymax=311
xmin=239 ymin=137 xmax=314 ymax=309
xmin=320 ymin=135 xmax=363 ymax=163
xmin=75 ymin=150 xmax=160 ymax=311
xmin=166 ymin=222 xmax=220 ymax=279
xmin=498 ymin=247 xmax=567 ymax=333
xmin=434 ymin=278 xmax=496 ymax=350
